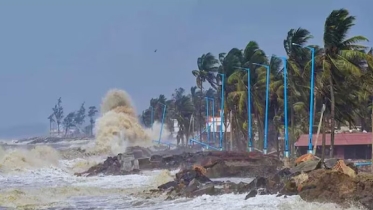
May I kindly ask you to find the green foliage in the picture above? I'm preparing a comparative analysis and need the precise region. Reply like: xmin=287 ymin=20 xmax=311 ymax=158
xmin=52 ymin=97 xmax=64 ymax=134
xmin=63 ymin=112 xmax=75 ymax=135
xmin=49 ymin=99 xmax=97 ymax=136
xmin=142 ymin=8 xmax=373 ymax=153
xmin=74 ymin=102 xmax=86 ymax=127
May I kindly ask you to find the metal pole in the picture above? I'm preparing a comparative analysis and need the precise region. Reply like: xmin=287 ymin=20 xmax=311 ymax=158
xmin=212 ymin=98 xmax=216 ymax=146
xmin=205 ymin=97 xmax=210 ymax=144
xmin=246 ymin=68 xmax=253 ymax=152
xmin=219 ymin=74 xmax=225 ymax=150
xmin=308 ymin=48 xmax=315 ymax=154
xmin=292 ymin=43 xmax=315 ymax=154
xmin=264 ymin=66 xmax=270 ymax=154
xmin=283 ymin=58 xmax=289 ymax=158
xmin=235 ymin=66 xmax=253 ymax=152
xmin=159 ymin=104 xmax=167 ymax=144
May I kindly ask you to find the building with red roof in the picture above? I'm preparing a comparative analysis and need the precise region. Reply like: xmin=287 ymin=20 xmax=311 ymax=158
xmin=295 ymin=132 xmax=372 ymax=159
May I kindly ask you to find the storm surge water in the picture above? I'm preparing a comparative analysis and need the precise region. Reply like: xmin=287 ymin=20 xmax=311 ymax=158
xmin=0 ymin=88 xmax=167 ymax=174
xmin=87 ymin=89 xmax=161 ymax=156
xmin=0 ymin=145 xmax=61 ymax=173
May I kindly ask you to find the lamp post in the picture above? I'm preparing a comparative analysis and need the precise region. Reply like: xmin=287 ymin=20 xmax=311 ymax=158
xmin=205 ymin=97 xmax=210 ymax=144
xmin=292 ymin=43 xmax=315 ymax=154
xmin=158 ymin=103 xmax=167 ymax=144
xmin=205 ymin=97 xmax=215 ymax=145
xmin=252 ymin=63 xmax=270 ymax=154
xmin=275 ymin=57 xmax=290 ymax=158
xmin=235 ymin=67 xmax=253 ymax=152
xmin=218 ymin=73 xmax=225 ymax=150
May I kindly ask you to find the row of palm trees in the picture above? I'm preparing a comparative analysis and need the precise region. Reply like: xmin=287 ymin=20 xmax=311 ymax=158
xmin=141 ymin=8 xmax=373 ymax=157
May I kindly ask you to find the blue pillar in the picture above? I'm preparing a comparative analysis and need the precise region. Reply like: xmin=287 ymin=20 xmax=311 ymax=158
xmin=219 ymin=74 xmax=225 ymax=150
xmin=246 ymin=68 xmax=253 ymax=152
xmin=159 ymin=104 xmax=166 ymax=144
xmin=282 ymin=58 xmax=289 ymax=158
xmin=308 ymin=48 xmax=315 ymax=154
xmin=205 ymin=97 xmax=210 ymax=144
xmin=263 ymin=66 xmax=270 ymax=154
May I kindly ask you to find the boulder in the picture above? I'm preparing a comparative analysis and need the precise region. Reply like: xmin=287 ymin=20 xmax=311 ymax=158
xmin=290 ymin=160 xmax=321 ymax=174
xmin=245 ymin=189 xmax=257 ymax=200
xmin=75 ymin=154 xmax=140 ymax=176
xmin=191 ymin=184 xmax=215 ymax=197
xmin=323 ymin=158 xmax=339 ymax=169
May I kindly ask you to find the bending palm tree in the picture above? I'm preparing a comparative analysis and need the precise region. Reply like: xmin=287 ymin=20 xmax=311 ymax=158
xmin=318 ymin=8 xmax=369 ymax=157
xmin=192 ymin=53 xmax=219 ymax=141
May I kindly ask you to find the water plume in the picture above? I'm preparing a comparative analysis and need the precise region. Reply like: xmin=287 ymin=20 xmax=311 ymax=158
xmin=89 ymin=89 xmax=161 ymax=156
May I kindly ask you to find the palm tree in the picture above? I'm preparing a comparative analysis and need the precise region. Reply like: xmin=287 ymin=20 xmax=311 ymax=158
xmin=317 ymin=8 xmax=369 ymax=157
xmin=47 ymin=113 xmax=55 ymax=136
xmin=88 ymin=106 xmax=98 ymax=136
xmin=171 ymin=88 xmax=195 ymax=146
xmin=283 ymin=28 xmax=314 ymax=154
xmin=192 ymin=53 xmax=219 ymax=141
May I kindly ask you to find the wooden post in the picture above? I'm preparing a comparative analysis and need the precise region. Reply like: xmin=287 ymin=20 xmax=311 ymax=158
xmin=313 ymin=104 xmax=326 ymax=155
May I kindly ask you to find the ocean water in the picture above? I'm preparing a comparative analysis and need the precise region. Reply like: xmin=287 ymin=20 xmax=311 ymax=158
xmin=0 ymin=141 xmax=364 ymax=210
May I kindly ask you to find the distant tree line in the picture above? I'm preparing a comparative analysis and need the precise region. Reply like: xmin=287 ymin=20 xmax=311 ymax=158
xmin=48 ymin=97 xmax=98 ymax=137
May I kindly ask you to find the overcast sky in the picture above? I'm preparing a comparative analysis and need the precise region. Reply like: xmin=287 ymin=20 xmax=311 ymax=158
xmin=0 ymin=0 xmax=372 ymax=136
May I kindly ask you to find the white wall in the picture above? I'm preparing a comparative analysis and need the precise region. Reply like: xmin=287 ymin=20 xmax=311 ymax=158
xmin=206 ymin=117 xmax=231 ymax=132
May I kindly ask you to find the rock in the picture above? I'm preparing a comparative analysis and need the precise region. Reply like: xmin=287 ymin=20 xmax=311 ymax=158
xmin=295 ymin=154 xmax=319 ymax=166
xmin=158 ymin=181 xmax=178 ymax=190
xmin=175 ymin=168 xmax=211 ymax=185
xmin=191 ymin=184 xmax=215 ymax=197
xmin=181 ymin=179 xmax=201 ymax=195
xmin=151 ymin=151 xmax=372 ymax=209
xmin=332 ymin=160 xmax=356 ymax=178
xmin=296 ymin=169 xmax=373 ymax=209
xmin=80 ymin=150 xmax=282 ymax=177
xmin=245 ymin=189 xmax=257 ymax=200
xmin=324 ymin=158 xmax=339 ymax=169
xmin=345 ymin=161 xmax=358 ymax=175
xmin=257 ymin=188 xmax=268 ymax=195
xmin=74 ymin=154 xmax=139 ymax=176
xmin=150 ymin=155 xmax=163 ymax=162
xmin=290 ymin=160 xmax=321 ymax=174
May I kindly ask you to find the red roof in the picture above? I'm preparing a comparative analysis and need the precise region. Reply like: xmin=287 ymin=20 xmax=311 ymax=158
xmin=295 ymin=132 xmax=373 ymax=147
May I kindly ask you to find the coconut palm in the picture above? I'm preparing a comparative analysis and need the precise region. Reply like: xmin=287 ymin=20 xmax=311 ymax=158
xmin=192 ymin=53 xmax=219 ymax=141
xmin=316 ymin=8 xmax=369 ymax=157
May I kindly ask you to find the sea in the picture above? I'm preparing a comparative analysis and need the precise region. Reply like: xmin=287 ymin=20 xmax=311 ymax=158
xmin=0 ymin=139 xmax=363 ymax=210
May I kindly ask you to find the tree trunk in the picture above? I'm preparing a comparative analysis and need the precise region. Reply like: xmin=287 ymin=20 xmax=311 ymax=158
xmin=276 ymin=129 xmax=280 ymax=159
xmin=49 ymin=121 xmax=52 ymax=136
xmin=57 ymin=122 xmax=60 ymax=135
xmin=255 ymin=111 xmax=264 ymax=150
xmin=321 ymin=114 xmax=327 ymax=162
xmin=360 ymin=116 xmax=366 ymax=131
xmin=329 ymin=75 xmax=336 ymax=158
